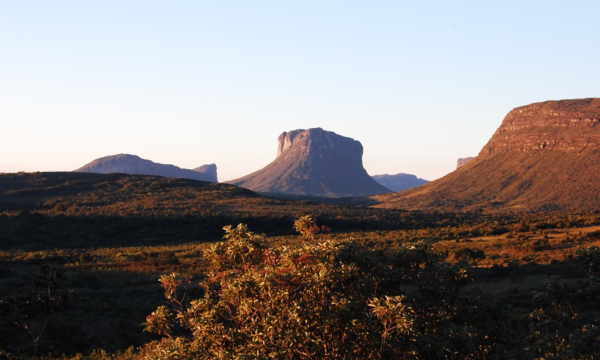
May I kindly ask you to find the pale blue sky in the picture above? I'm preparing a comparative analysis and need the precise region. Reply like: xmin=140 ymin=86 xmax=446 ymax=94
xmin=1 ymin=1 xmax=598 ymax=181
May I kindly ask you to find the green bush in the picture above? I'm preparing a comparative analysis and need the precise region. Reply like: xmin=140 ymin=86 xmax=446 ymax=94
xmin=140 ymin=221 xmax=511 ymax=359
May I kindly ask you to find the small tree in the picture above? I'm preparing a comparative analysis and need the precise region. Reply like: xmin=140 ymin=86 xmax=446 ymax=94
xmin=526 ymin=247 xmax=600 ymax=359
xmin=293 ymin=214 xmax=329 ymax=242
xmin=0 ymin=265 xmax=71 ymax=357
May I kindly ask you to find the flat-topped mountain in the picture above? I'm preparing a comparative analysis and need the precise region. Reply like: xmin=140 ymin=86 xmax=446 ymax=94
xmin=75 ymin=154 xmax=218 ymax=182
xmin=373 ymin=98 xmax=600 ymax=211
xmin=371 ymin=173 xmax=428 ymax=192
xmin=227 ymin=128 xmax=392 ymax=197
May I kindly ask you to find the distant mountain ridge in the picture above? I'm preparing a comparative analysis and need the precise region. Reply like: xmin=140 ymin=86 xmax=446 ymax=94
xmin=372 ymin=98 xmax=600 ymax=211
xmin=371 ymin=173 xmax=428 ymax=192
xmin=228 ymin=128 xmax=392 ymax=197
xmin=75 ymin=154 xmax=218 ymax=182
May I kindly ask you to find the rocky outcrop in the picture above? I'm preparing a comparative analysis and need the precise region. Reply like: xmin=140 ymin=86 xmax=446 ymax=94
xmin=482 ymin=98 xmax=600 ymax=155
xmin=193 ymin=164 xmax=218 ymax=182
xmin=372 ymin=98 xmax=600 ymax=211
xmin=228 ymin=128 xmax=392 ymax=197
xmin=371 ymin=173 xmax=428 ymax=192
xmin=75 ymin=154 xmax=217 ymax=182
xmin=456 ymin=157 xmax=475 ymax=169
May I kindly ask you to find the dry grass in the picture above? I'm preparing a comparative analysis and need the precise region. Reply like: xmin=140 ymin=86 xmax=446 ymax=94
xmin=435 ymin=225 xmax=600 ymax=266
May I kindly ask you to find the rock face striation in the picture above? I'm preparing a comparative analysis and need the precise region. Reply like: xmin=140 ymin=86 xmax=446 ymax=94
xmin=371 ymin=173 xmax=428 ymax=192
xmin=483 ymin=99 xmax=600 ymax=155
xmin=228 ymin=128 xmax=392 ymax=197
xmin=75 ymin=154 xmax=218 ymax=182
xmin=373 ymin=98 xmax=600 ymax=211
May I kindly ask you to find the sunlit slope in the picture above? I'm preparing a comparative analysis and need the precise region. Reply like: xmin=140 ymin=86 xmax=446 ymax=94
xmin=0 ymin=172 xmax=251 ymax=215
xmin=372 ymin=98 xmax=600 ymax=211
xmin=0 ymin=172 xmax=418 ymax=249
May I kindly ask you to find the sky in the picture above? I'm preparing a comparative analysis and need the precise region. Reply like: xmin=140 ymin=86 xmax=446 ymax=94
xmin=1 ymin=1 xmax=599 ymax=182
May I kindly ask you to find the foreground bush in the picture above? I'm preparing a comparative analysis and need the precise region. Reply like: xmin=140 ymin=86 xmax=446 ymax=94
xmin=141 ymin=220 xmax=510 ymax=359
xmin=5 ymin=220 xmax=600 ymax=358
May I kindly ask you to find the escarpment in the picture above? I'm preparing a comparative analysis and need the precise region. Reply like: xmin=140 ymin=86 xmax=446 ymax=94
xmin=372 ymin=98 xmax=600 ymax=211
xmin=483 ymin=98 xmax=600 ymax=155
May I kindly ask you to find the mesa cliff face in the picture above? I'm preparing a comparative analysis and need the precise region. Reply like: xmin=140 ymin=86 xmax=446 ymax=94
xmin=75 ymin=154 xmax=217 ymax=182
xmin=228 ymin=128 xmax=391 ymax=197
xmin=482 ymin=98 xmax=600 ymax=155
xmin=373 ymin=98 xmax=600 ymax=211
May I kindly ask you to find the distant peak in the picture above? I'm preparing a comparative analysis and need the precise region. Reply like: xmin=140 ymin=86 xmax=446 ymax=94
xmin=229 ymin=128 xmax=389 ymax=197
xmin=75 ymin=154 xmax=218 ymax=183
xmin=193 ymin=164 xmax=218 ymax=182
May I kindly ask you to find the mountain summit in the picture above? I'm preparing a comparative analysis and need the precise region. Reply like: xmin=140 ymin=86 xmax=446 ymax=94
xmin=75 ymin=154 xmax=218 ymax=182
xmin=228 ymin=128 xmax=391 ymax=197
xmin=373 ymin=98 xmax=600 ymax=211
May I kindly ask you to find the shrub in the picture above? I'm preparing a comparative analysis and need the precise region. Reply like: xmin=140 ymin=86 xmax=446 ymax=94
xmin=141 ymin=221 xmax=511 ymax=359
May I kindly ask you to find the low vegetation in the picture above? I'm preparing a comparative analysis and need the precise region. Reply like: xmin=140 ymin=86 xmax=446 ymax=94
xmin=1 ymin=173 xmax=600 ymax=359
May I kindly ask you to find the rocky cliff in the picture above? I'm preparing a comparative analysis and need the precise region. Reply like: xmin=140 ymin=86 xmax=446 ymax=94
xmin=75 ymin=154 xmax=217 ymax=182
xmin=372 ymin=98 xmax=600 ymax=211
xmin=371 ymin=173 xmax=428 ymax=192
xmin=227 ymin=128 xmax=392 ymax=197
xmin=482 ymin=98 xmax=600 ymax=155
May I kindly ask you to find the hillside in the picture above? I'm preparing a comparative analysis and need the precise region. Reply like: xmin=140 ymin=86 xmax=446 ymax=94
xmin=228 ymin=128 xmax=391 ymax=197
xmin=75 ymin=154 xmax=218 ymax=182
xmin=0 ymin=172 xmax=424 ymax=249
xmin=3 ymin=173 xmax=600 ymax=358
xmin=372 ymin=98 xmax=600 ymax=211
